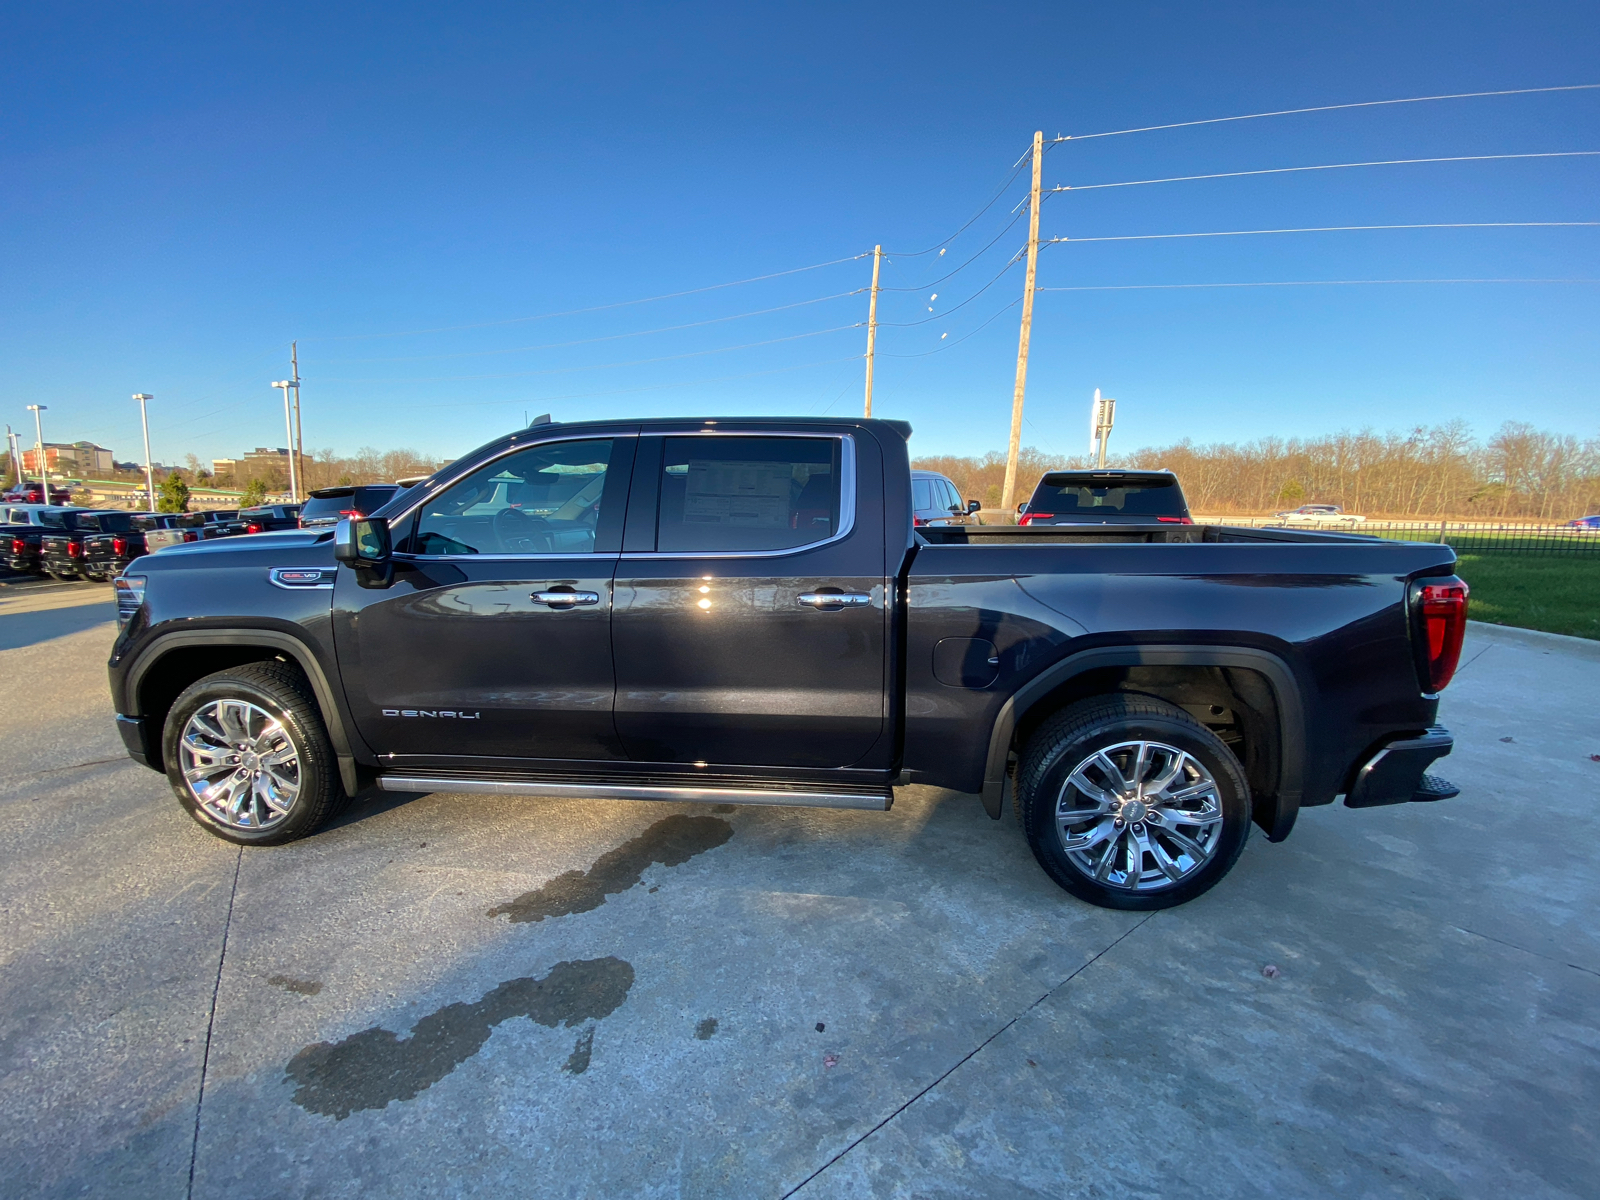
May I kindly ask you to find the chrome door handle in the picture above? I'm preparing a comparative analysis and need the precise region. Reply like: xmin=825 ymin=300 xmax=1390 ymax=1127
xmin=532 ymin=590 xmax=601 ymax=607
xmin=797 ymin=592 xmax=872 ymax=608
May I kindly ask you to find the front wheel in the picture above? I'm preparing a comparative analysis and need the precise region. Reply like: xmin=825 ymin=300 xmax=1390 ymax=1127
xmin=1016 ymin=694 xmax=1252 ymax=910
xmin=161 ymin=660 xmax=348 ymax=845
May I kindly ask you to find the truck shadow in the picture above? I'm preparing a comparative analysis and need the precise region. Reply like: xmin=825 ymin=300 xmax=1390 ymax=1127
xmin=0 ymin=602 xmax=115 ymax=651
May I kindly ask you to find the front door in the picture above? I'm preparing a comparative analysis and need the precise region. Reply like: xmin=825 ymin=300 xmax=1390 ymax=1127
xmin=611 ymin=431 xmax=890 ymax=769
xmin=334 ymin=435 xmax=634 ymax=764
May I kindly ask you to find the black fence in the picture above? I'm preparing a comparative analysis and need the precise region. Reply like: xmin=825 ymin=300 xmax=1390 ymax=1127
xmin=1322 ymin=522 xmax=1600 ymax=558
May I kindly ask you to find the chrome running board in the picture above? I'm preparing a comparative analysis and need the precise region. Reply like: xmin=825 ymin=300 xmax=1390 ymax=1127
xmin=376 ymin=776 xmax=893 ymax=811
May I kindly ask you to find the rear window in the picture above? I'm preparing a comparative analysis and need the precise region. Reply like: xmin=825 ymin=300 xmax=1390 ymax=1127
xmin=1028 ymin=475 xmax=1186 ymax=516
xmin=78 ymin=512 xmax=133 ymax=532
xmin=301 ymin=487 xmax=397 ymax=520
xmin=657 ymin=436 xmax=840 ymax=554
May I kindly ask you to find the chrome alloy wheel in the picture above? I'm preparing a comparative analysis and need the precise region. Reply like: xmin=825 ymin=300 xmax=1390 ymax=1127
xmin=179 ymin=699 xmax=301 ymax=830
xmin=1054 ymin=740 xmax=1224 ymax=892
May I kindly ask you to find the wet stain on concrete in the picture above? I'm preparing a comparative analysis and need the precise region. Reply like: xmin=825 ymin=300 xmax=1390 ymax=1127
xmin=487 ymin=814 xmax=732 ymax=923
xmin=268 ymin=975 xmax=323 ymax=996
xmin=695 ymin=1017 xmax=718 ymax=1040
xmin=563 ymin=1027 xmax=595 ymax=1074
xmin=285 ymin=957 xmax=633 ymax=1119
xmin=711 ymin=804 xmax=736 ymax=813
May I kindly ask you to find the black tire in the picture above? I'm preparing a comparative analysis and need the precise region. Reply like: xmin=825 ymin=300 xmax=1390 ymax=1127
xmin=1016 ymin=694 xmax=1251 ymax=910
xmin=161 ymin=660 xmax=347 ymax=845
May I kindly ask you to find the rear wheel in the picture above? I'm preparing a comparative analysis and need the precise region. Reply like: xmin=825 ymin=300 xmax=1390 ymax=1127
xmin=161 ymin=661 xmax=347 ymax=845
xmin=1016 ymin=694 xmax=1251 ymax=910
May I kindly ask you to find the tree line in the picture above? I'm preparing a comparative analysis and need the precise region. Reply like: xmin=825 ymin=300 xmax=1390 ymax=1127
xmin=913 ymin=421 xmax=1600 ymax=520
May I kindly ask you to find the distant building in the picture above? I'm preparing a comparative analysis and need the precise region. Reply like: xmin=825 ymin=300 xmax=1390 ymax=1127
xmin=244 ymin=447 xmax=291 ymax=465
xmin=22 ymin=441 xmax=114 ymax=476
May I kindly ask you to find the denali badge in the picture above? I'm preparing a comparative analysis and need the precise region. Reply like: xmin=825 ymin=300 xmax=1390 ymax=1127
xmin=382 ymin=709 xmax=482 ymax=719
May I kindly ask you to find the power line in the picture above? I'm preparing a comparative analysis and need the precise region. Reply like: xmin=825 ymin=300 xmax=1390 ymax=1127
xmin=1038 ymin=278 xmax=1600 ymax=291
xmin=306 ymin=253 xmax=870 ymax=342
xmin=1047 ymin=221 xmax=1600 ymax=244
xmin=317 ymin=290 xmax=864 ymax=364
xmin=381 ymin=355 xmax=867 ymax=411
xmin=1056 ymin=83 xmax=1600 ymax=142
xmin=880 ymin=296 xmax=1022 ymax=358
xmin=877 ymin=209 xmax=1027 ymax=292
xmin=316 ymin=324 xmax=863 ymax=383
xmin=877 ymin=252 xmax=1025 ymax=327
xmin=882 ymin=157 xmax=1030 ymax=258
xmin=1053 ymin=151 xmax=1600 ymax=192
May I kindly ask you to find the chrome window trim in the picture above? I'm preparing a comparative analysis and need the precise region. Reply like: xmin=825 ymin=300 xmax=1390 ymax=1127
xmin=625 ymin=431 xmax=856 ymax=561
xmin=382 ymin=427 xmax=856 ymax=564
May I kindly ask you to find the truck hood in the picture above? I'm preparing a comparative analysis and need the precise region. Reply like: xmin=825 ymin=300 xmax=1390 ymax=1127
xmin=152 ymin=529 xmax=332 ymax=557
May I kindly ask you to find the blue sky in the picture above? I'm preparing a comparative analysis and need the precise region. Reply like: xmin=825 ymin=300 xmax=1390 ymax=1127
xmin=2 ymin=1 xmax=1596 ymax=469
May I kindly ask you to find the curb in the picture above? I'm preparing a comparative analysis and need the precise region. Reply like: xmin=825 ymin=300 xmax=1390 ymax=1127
xmin=1465 ymin=619 xmax=1600 ymax=662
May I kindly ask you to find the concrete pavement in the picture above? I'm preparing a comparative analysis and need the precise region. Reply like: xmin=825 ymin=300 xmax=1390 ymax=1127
xmin=1 ymin=592 xmax=1595 ymax=1199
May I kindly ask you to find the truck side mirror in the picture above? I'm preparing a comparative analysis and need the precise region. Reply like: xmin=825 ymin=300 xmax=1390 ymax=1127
xmin=967 ymin=499 xmax=981 ymax=514
xmin=334 ymin=516 xmax=391 ymax=566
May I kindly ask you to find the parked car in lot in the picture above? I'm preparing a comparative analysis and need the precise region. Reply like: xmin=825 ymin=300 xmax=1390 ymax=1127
xmin=912 ymin=470 xmax=981 ymax=527
xmin=40 ymin=511 xmax=146 ymax=581
xmin=1 ymin=482 xmax=73 ymax=505
xmin=1018 ymin=469 xmax=1192 ymax=526
xmin=4 ymin=505 xmax=95 ymax=575
xmin=81 ymin=513 xmax=183 ymax=579
xmin=143 ymin=510 xmax=247 ymax=552
xmin=238 ymin=504 xmax=302 ymax=533
xmin=298 ymin=485 xmax=402 ymax=529
xmin=108 ymin=415 xmax=1467 ymax=912
xmin=1275 ymin=504 xmax=1365 ymax=526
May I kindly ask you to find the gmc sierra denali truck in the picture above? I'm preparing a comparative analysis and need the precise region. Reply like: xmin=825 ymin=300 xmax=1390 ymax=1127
xmin=107 ymin=417 xmax=1467 ymax=910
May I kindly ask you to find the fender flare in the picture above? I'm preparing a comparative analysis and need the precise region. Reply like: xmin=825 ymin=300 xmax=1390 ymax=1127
xmin=124 ymin=628 xmax=368 ymax=795
xmin=981 ymin=643 xmax=1306 ymax=841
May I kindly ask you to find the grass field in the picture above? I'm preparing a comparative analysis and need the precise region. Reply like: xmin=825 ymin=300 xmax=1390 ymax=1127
xmin=1453 ymin=554 xmax=1600 ymax=640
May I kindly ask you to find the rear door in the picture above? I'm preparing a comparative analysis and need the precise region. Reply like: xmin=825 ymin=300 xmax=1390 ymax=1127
xmin=333 ymin=434 xmax=634 ymax=763
xmin=611 ymin=429 xmax=891 ymax=769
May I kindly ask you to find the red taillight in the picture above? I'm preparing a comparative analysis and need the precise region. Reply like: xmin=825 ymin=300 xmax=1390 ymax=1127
xmin=246 ymin=523 xmax=262 ymax=534
xmin=9 ymin=538 xmax=22 ymax=554
xmin=112 ymin=537 xmax=127 ymax=555
xmin=1156 ymin=516 xmax=1194 ymax=524
xmin=68 ymin=541 xmax=82 ymax=557
xmin=1415 ymin=578 xmax=1469 ymax=693
xmin=1018 ymin=513 xmax=1053 ymax=525
xmin=913 ymin=517 xmax=927 ymax=527
xmin=183 ymin=530 xmax=199 ymax=542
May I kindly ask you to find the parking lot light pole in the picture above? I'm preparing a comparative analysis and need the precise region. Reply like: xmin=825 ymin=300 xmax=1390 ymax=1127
xmin=25 ymin=404 xmax=48 ymax=504
xmin=272 ymin=381 xmax=299 ymax=502
xmin=132 ymin=394 xmax=156 ymax=512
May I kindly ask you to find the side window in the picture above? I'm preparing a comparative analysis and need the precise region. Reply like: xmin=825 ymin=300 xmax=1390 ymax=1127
xmin=940 ymin=480 xmax=961 ymax=511
xmin=657 ymin=436 xmax=840 ymax=554
xmin=912 ymin=479 xmax=933 ymax=511
xmin=405 ymin=439 xmax=616 ymax=556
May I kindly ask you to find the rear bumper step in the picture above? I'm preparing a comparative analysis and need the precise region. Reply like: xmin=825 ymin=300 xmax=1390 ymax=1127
xmin=376 ymin=776 xmax=894 ymax=811
xmin=1344 ymin=726 xmax=1455 ymax=808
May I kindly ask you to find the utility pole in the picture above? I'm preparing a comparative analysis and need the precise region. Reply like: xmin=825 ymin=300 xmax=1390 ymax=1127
xmin=4 ymin=426 xmax=18 ymax=488
xmin=132 ymin=394 xmax=156 ymax=512
xmin=26 ymin=404 xmax=48 ymax=504
xmin=272 ymin=380 xmax=299 ymax=502
xmin=290 ymin=342 xmax=305 ymax=493
xmin=1000 ymin=131 xmax=1044 ymax=518
xmin=863 ymin=245 xmax=882 ymax=417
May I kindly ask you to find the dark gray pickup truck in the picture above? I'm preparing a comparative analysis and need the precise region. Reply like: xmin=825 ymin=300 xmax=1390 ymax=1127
xmin=107 ymin=416 xmax=1468 ymax=909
